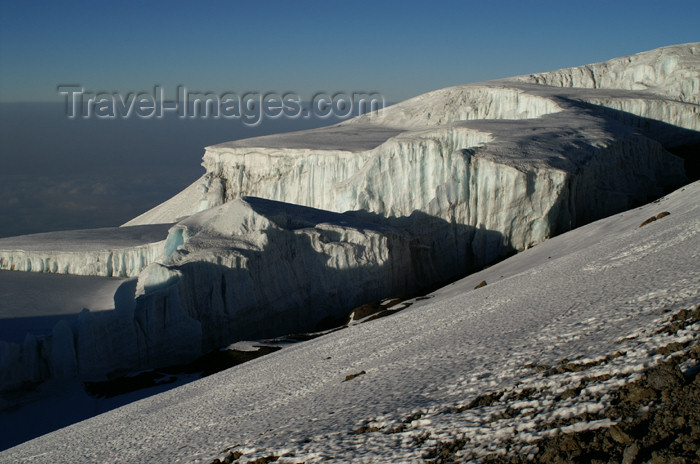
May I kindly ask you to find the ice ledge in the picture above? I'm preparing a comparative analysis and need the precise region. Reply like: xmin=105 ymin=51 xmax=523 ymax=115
xmin=511 ymin=42 xmax=700 ymax=104
xmin=0 ymin=224 xmax=172 ymax=277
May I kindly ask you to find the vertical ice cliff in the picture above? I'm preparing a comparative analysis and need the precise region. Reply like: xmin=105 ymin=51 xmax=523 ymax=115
xmin=1 ymin=43 xmax=697 ymax=391
xmin=144 ymin=199 xmax=421 ymax=352
xmin=0 ymin=275 xmax=202 ymax=389
xmin=512 ymin=42 xmax=700 ymax=104
xmin=1 ymin=200 xmax=419 ymax=388
xmin=0 ymin=224 xmax=171 ymax=277
xmin=128 ymin=100 xmax=686 ymax=249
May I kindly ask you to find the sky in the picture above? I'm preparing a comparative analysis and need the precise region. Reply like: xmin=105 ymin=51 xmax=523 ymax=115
xmin=1 ymin=0 xmax=699 ymax=103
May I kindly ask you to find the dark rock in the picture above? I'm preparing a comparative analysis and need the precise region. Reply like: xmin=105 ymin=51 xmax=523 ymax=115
xmin=609 ymin=424 xmax=633 ymax=445
xmin=644 ymin=362 xmax=684 ymax=391
xmin=477 ymin=340 xmax=700 ymax=464
xmin=639 ymin=216 xmax=657 ymax=227
xmin=344 ymin=370 xmax=366 ymax=382
xmin=657 ymin=341 xmax=686 ymax=355
xmin=621 ymin=441 xmax=639 ymax=464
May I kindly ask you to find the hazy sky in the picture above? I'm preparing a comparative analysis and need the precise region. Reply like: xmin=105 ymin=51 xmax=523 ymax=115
xmin=1 ymin=0 xmax=698 ymax=103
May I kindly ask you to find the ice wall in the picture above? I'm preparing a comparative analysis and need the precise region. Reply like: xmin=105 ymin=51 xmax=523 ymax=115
xmin=576 ymin=97 xmax=700 ymax=145
xmin=123 ymin=85 xmax=568 ymax=226
xmin=131 ymin=106 xmax=684 ymax=248
xmin=0 ymin=242 xmax=165 ymax=277
xmin=509 ymin=42 xmax=700 ymax=145
xmin=1 ymin=129 xmax=682 ymax=391
xmin=126 ymin=54 xmax=696 ymax=230
xmin=162 ymin=199 xmax=420 ymax=351
xmin=0 ymin=225 xmax=170 ymax=277
xmin=0 ymin=200 xmax=418 ymax=389
xmin=512 ymin=42 xmax=700 ymax=104
xmin=203 ymin=128 xmax=494 ymax=215
xmin=0 ymin=278 xmax=202 ymax=390
xmin=350 ymin=86 xmax=564 ymax=128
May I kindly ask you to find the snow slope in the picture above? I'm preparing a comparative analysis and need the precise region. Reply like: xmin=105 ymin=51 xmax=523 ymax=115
xmin=3 ymin=179 xmax=697 ymax=464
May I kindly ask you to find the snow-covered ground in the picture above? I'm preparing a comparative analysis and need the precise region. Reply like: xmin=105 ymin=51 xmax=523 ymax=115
xmin=3 ymin=180 xmax=697 ymax=463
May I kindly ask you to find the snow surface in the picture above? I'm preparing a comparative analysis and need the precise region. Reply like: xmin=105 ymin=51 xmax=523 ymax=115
xmin=3 ymin=180 xmax=697 ymax=463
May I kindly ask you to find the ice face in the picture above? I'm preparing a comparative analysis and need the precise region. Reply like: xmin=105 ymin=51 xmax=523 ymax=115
xmin=0 ymin=224 xmax=172 ymax=277
xmin=512 ymin=42 xmax=700 ymax=104
xmin=127 ymin=100 xmax=686 ymax=242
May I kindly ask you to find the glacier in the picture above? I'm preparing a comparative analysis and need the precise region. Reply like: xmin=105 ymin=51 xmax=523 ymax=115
xmin=0 ymin=43 xmax=698 ymax=393
xmin=125 ymin=43 xmax=700 ymax=227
